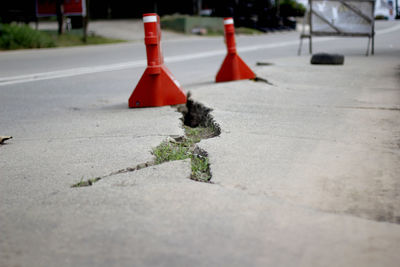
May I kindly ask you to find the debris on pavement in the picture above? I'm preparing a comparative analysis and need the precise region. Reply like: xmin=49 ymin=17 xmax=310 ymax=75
xmin=311 ymin=53 xmax=344 ymax=65
xmin=0 ymin=136 xmax=12 ymax=145
xmin=256 ymin=62 xmax=274 ymax=66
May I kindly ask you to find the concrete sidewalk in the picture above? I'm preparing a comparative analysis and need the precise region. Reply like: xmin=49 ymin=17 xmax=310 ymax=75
xmin=33 ymin=19 xmax=196 ymax=42
xmin=89 ymin=19 xmax=193 ymax=41
xmin=1 ymin=53 xmax=400 ymax=266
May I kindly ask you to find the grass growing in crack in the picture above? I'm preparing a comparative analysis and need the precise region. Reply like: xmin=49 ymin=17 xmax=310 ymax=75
xmin=153 ymin=141 xmax=191 ymax=164
xmin=152 ymin=140 xmax=212 ymax=182
xmin=151 ymin=124 xmax=217 ymax=183
xmin=72 ymin=177 xmax=101 ymax=188
xmin=191 ymin=155 xmax=211 ymax=182
xmin=184 ymin=125 xmax=218 ymax=143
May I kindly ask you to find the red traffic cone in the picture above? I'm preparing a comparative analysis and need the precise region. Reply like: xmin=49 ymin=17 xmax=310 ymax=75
xmin=129 ymin=13 xmax=186 ymax=108
xmin=216 ymin=18 xmax=256 ymax=83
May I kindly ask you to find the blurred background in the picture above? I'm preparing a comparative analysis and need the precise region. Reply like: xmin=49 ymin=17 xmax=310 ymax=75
xmin=1 ymin=1 xmax=398 ymax=30
xmin=0 ymin=0 xmax=398 ymax=50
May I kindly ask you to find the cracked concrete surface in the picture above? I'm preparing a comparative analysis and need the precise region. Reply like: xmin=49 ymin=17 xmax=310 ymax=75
xmin=1 ymin=54 xmax=400 ymax=266
xmin=71 ymin=98 xmax=220 ymax=187
xmin=194 ymin=55 xmax=400 ymax=224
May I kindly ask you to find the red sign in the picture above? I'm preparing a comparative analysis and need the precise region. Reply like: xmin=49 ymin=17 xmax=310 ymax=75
xmin=36 ymin=0 xmax=86 ymax=17
xmin=64 ymin=0 xmax=86 ymax=16
xmin=36 ymin=0 xmax=56 ymax=17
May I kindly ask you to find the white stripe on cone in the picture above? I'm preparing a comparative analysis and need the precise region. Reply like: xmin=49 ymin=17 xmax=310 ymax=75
xmin=143 ymin=16 xmax=157 ymax=23
xmin=224 ymin=18 xmax=234 ymax=25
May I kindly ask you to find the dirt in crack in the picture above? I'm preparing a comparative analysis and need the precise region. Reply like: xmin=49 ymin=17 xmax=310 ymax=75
xmin=71 ymin=94 xmax=220 ymax=187
xmin=252 ymin=76 xmax=274 ymax=86
xmin=163 ymin=94 xmax=220 ymax=182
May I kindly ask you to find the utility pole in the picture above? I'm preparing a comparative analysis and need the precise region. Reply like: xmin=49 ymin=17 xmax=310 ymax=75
xmin=56 ymin=0 xmax=64 ymax=35
xmin=83 ymin=0 xmax=89 ymax=42
xmin=193 ymin=0 xmax=202 ymax=15
xmin=276 ymin=0 xmax=280 ymax=17
xmin=154 ymin=1 xmax=158 ymax=14
xmin=198 ymin=0 xmax=202 ymax=15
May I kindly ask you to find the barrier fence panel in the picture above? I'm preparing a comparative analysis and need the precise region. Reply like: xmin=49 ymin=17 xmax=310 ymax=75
xmin=298 ymin=0 xmax=376 ymax=55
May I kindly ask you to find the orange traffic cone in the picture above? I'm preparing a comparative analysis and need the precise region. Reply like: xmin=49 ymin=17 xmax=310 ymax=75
xmin=129 ymin=13 xmax=186 ymax=108
xmin=216 ymin=18 xmax=255 ymax=83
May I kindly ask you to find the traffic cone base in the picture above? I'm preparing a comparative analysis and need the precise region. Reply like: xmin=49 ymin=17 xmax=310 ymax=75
xmin=216 ymin=53 xmax=256 ymax=82
xmin=129 ymin=65 xmax=186 ymax=108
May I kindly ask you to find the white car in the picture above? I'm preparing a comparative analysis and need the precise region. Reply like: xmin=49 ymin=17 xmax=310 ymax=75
xmin=296 ymin=0 xmax=397 ymax=20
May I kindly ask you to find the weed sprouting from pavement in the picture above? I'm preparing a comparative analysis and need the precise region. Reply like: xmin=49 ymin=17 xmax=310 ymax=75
xmin=152 ymin=124 xmax=218 ymax=183
xmin=190 ymin=151 xmax=211 ymax=182
xmin=153 ymin=140 xmax=191 ymax=165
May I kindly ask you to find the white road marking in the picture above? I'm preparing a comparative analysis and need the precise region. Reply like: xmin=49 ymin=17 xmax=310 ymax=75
xmin=0 ymin=60 xmax=146 ymax=86
xmin=375 ymin=23 xmax=400 ymax=35
xmin=0 ymin=24 xmax=398 ymax=87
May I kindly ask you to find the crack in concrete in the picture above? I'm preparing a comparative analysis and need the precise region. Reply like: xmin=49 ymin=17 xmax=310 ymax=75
xmin=71 ymin=160 xmax=156 ymax=187
xmin=175 ymin=95 xmax=221 ymax=182
xmin=253 ymin=76 xmax=274 ymax=86
xmin=71 ymin=94 xmax=220 ymax=187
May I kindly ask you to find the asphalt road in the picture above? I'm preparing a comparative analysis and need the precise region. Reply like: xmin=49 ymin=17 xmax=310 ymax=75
xmin=0 ymin=21 xmax=398 ymax=125
xmin=0 ymin=20 xmax=399 ymax=84
xmin=1 ymin=20 xmax=400 ymax=267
